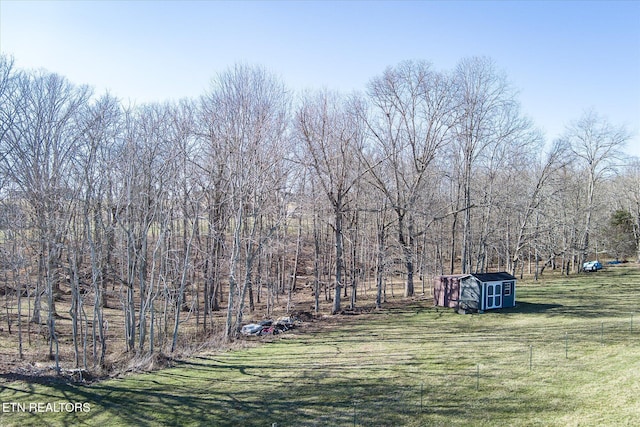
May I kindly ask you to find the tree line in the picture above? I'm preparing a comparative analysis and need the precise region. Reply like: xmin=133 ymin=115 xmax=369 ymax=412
xmin=0 ymin=54 xmax=637 ymax=372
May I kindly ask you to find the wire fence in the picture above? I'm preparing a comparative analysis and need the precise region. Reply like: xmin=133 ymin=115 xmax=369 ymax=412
xmin=264 ymin=315 xmax=639 ymax=426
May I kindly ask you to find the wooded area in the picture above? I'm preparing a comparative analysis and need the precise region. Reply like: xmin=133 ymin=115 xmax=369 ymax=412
xmin=0 ymin=54 xmax=637 ymax=374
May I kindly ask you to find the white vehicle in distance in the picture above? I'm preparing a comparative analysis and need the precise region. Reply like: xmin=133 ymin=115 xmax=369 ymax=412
xmin=583 ymin=260 xmax=603 ymax=272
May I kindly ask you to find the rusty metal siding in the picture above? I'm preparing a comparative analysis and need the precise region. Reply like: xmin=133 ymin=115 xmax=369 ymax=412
xmin=433 ymin=275 xmax=462 ymax=308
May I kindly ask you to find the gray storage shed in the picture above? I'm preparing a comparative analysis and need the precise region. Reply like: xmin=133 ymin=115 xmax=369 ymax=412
xmin=434 ymin=272 xmax=516 ymax=313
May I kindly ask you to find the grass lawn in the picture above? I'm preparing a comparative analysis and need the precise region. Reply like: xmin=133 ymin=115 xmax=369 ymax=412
xmin=1 ymin=267 xmax=639 ymax=426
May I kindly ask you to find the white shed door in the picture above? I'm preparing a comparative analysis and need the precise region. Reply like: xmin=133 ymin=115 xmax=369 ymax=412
xmin=486 ymin=283 xmax=502 ymax=309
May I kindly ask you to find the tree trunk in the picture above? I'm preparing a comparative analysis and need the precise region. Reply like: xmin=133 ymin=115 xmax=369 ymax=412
xmin=332 ymin=202 xmax=343 ymax=315
xmin=375 ymin=218 xmax=386 ymax=309
xmin=313 ymin=212 xmax=321 ymax=314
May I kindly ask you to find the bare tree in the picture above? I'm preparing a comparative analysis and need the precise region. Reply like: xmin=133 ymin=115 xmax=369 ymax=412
xmin=166 ymin=100 xmax=199 ymax=353
xmin=509 ymin=140 xmax=568 ymax=276
xmin=203 ymin=64 xmax=290 ymax=339
xmin=562 ymin=110 xmax=629 ymax=270
xmin=296 ymin=90 xmax=364 ymax=314
xmin=197 ymin=92 xmax=232 ymax=329
xmin=77 ymin=93 xmax=123 ymax=366
xmin=364 ymin=60 xmax=458 ymax=294
xmin=112 ymin=104 xmax=177 ymax=353
xmin=453 ymin=56 xmax=534 ymax=273
xmin=0 ymin=69 xmax=91 ymax=370
xmin=618 ymin=160 xmax=640 ymax=262
xmin=0 ymin=55 xmax=18 ymax=159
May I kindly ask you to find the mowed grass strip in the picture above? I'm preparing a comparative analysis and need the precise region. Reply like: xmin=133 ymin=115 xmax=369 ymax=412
xmin=1 ymin=267 xmax=639 ymax=426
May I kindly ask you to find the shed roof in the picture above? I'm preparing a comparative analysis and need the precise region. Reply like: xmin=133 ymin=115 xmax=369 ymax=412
xmin=471 ymin=272 xmax=516 ymax=282
xmin=436 ymin=274 xmax=472 ymax=279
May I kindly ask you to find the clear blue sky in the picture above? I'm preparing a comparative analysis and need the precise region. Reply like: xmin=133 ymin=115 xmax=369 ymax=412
xmin=1 ymin=0 xmax=638 ymax=156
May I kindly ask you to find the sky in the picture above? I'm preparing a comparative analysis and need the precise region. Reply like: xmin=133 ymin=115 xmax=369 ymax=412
xmin=0 ymin=0 xmax=639 ymax=157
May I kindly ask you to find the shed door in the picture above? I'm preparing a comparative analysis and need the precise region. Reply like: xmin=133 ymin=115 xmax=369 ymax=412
xmin=486 ymin=283 xmax=502 ymax=309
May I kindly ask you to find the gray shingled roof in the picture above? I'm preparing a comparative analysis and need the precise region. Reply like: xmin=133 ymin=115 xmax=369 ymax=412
xmin=471 ymin=272 xmax=516 ymax=282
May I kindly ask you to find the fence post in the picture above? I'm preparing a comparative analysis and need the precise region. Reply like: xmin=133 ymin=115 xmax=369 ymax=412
xmin=631 ymin=313 xmax=634 ymax=334
xmin=476 ymin=364 xmax=480 ymax=391
xmin=601 ymin=322 xmax=604 ymax=345
xmin=420 ymin=382 xmax=424 ymax=412
xmin=529 ymin=345 xmax=533 ymax=371
xmin=565 ymin=332 xmax=568 ymax=359
xmin=353 ymin=401 xmax=357 ymax=427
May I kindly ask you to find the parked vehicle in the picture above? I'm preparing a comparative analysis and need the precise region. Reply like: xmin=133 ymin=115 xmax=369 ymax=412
xmin=583 ymin=260 xmax=603 ymax=272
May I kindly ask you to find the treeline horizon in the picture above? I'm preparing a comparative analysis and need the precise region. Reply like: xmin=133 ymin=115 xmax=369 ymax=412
xmin=0 ymin=54 xmax=638 ymax=373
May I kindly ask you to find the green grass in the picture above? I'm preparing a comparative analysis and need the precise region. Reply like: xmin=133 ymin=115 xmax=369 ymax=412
xmin=2 ymin=267 xmax=640 ymax=426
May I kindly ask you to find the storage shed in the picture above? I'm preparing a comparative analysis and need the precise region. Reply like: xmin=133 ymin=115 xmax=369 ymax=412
xmin=433 ymin=272 xmax=516 ymax=313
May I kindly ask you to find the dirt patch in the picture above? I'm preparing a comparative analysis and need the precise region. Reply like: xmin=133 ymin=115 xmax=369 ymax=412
xmin=0 ymin=365 xmax=102 ymax=385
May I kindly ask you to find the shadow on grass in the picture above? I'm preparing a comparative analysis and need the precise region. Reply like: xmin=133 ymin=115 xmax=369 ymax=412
xmin=501 ymin=302 xmax=564 ymax=314
xmin=0 ymin=369 xmax=565 ymax=427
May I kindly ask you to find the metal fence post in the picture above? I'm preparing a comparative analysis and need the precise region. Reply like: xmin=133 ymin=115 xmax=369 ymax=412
xmin=353 ymin=401 xmax=357 ymax=427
